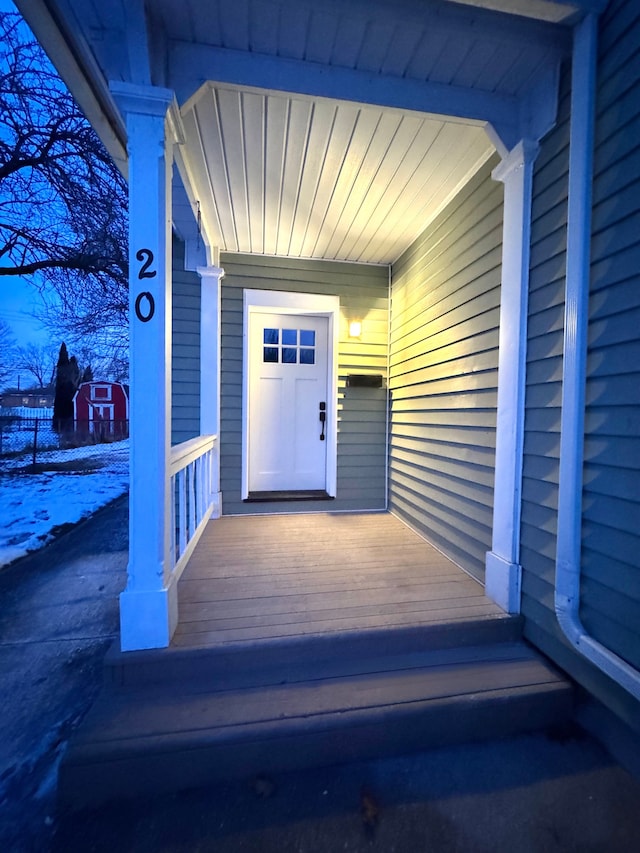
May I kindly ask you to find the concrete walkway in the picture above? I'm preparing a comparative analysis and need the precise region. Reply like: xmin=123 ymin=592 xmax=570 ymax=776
xmin=0 ymin=495 xmax=128 ymax=852
xmin=2 ymin=495 xmax=640 ymax=852
xmin=55 ymin=733 xmax=640 ymax=852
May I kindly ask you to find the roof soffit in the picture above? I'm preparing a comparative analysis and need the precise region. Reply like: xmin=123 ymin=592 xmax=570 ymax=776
xmin=159 ymin=0 xmax=571 ymax=108
xmin=16 ymin=0 xmax=573 ymax=160
xmin=15 ymin=0 xmax=575 ymax=263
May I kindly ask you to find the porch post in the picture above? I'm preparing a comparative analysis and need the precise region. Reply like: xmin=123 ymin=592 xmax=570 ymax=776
xmin=198 ymin=263 xmax=225 ymax=518
xmin=111 ymin=82 xmax=177 ymax=650
xmin=485 ymin=139 xmax=539 ymax=613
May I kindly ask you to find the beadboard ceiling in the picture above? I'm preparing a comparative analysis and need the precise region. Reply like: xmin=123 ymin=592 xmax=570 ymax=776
xmin=178 ymin=85 xmax=495 ymax=264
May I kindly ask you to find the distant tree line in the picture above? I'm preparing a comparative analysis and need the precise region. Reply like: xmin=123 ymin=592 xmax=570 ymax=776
xmin=0 ymin=322 xmax=126 ymax=396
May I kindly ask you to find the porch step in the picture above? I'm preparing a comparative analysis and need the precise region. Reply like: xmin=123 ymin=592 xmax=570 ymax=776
xmin=60 ymin=638 xmax=572 ymax=808
xmin=104 ymin=614 xmax=524 ymax=689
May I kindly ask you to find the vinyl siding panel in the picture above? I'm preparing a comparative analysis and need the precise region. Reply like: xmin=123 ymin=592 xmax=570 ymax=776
xmin=582 ymin=0 xmax=640 ymax=673
xmin=388 ymin=157 xmax=502 ymax=581
xmin=172 ymin=239 xmax=201 ymax=444
xmin=219 ymin=253 xmax=389 ymax=515
xmin=521 ymin=0 xmax=640 ymax=740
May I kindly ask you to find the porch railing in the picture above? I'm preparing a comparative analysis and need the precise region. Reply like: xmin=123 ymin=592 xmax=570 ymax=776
xmin=170 ymin=434 xmax=218 ymax=577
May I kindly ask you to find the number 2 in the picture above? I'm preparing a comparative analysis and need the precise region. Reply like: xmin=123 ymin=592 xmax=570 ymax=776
xmin=136 ymin=248 xmax=156 ymax=279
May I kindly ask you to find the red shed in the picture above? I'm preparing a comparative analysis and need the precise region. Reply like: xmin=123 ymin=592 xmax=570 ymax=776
xmin=73 ymin=381 xmax=129 ymax=440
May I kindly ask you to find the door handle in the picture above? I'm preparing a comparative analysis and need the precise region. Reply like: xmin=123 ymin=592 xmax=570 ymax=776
xmin=319 ymin=402 xmax=326 ymax=441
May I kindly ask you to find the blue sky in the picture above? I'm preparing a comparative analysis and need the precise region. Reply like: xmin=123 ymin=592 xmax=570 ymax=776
xmin=0 ymin=277 xmax=49 ymax=347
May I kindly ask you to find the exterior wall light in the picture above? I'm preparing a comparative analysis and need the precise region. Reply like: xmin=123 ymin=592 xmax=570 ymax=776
xmin=349 ymin=320 xmax=362 ymax=338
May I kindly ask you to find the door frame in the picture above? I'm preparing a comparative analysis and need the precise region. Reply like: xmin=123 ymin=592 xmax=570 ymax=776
xmin=89 ymin=403 xmax=115 ymax=433
xmin=242 ymin=289 xmax=340 ymax=501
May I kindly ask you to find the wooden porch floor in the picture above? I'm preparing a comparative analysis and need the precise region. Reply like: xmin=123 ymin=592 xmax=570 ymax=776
xmin=173 ymin=512 xmax=504 ymax=649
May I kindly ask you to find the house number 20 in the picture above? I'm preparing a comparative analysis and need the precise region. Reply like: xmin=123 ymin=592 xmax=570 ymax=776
xmin=135 ymin=248 xmax=156 ymax=322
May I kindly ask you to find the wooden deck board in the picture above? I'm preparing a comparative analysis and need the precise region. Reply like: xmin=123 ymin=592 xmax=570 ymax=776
xmin=174 ymin=512 xmax=502 ymax=649
xmin=172 ymin=611 xmax=509 ymax=648
xmin=178 ymin=598 xmax=495 ymax=633
xmin=179 ymin=571 xmax=466 ymax=600
xmin=180 ymin=581 xmax=480 ymax=614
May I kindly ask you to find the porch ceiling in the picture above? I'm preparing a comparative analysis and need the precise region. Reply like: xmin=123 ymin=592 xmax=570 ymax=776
xmin=17 ymin=0 xmax=589 ymax=264
xmin=177 ymin=85 xmax=495 ymax=265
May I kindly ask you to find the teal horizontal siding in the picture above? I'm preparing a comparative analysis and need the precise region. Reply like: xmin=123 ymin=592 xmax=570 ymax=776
xmin=388 ymin=156 xmax=502 ymax=582
xmin=582 ymin=0 xmax=640 ymax=673
xmin=172 ymin=238 xmax=201 ymax=445
xmin=521 ymin=0 xmax=640 ymax=744
xmin=219 ymin=253 xmax=389 ymax=515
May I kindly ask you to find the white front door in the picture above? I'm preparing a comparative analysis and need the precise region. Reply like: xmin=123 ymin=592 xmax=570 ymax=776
xmin=248 ymin=311 xmax=329 ymax=494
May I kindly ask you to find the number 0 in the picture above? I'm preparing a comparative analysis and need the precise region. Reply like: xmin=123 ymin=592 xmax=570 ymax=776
xmin=135 ymin=291 xmax=155 ymax=322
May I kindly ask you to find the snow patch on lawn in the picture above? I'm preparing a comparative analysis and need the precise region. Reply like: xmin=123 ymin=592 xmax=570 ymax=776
xmin=0 ymin=442 xmax=129 ymax=568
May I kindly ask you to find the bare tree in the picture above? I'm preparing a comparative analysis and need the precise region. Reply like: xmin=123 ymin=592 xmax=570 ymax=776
xmin=0 ymin=319 xmax=18 ymax=390
xmin=0 ymin=11 xmax=128 ymax=368
xmin=17 ymin=342 xmax=56 ymax=388
xmin=66 ymin=343 xmax=115 ymax=383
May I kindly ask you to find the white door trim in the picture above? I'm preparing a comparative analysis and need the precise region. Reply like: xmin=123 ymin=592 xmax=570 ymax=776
xmin=242 ymin=289 xmax=339 ymax=500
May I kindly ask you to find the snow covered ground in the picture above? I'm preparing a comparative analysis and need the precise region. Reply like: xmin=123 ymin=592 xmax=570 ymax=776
xmin=0 ymin=441 xmax=129 ymax=568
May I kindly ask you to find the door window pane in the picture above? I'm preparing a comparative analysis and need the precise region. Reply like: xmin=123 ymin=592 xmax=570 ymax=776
xmin=263 ymin=347 xmax=278 ymax=363
xmin=262 ymin=325 xmax=317 ymax=365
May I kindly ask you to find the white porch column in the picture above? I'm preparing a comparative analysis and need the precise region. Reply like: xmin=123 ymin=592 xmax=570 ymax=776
xmin=485 ymin=139 xmax=539 ymax=613
xmin=111 ymin=83 xmax=177 ymax=650
xmin=198 ymin=263 xmax=225 ymax=518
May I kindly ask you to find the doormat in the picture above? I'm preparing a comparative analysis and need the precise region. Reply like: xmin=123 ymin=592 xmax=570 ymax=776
xmin=245 ymin=490 xmax=334 ymax=502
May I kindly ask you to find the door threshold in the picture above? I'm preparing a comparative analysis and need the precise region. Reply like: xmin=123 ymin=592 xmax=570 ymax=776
xmin=245 ymin=490 xmax=334 ymax=502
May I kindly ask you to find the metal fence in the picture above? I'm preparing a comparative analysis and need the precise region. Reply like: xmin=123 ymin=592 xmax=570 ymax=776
xmin=0 ymin=416 xmax=130 ymax=476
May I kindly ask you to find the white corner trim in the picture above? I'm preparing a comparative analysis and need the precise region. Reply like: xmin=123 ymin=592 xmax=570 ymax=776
xmin=241 ymin=289 xmax=340 ymax=500
xmin=485 ymin=138 xmax=539 ymax=614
